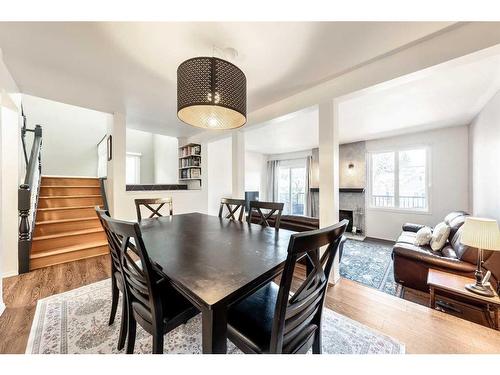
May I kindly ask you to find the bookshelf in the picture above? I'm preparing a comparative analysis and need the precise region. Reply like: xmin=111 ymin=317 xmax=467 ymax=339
xmin=179 ymin=143 xmax=201 ymax=189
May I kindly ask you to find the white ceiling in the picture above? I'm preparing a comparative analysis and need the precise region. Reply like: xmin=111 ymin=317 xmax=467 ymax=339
xmin=338 ymin=51 xmax=500 ymax=143
xmin=244 ymin=48 xmax=500 ymax=154
xmin=245 ymin=107 xmax=318 ymax=154
xmin=0 ymin=22 xmax=453 ymax=137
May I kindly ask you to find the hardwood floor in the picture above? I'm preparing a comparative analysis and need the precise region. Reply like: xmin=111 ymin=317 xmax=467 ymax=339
xmin=1 ymin=255 xmax=499 ymax=354
xmin=0 ymin=255 xmax=110 ymax=354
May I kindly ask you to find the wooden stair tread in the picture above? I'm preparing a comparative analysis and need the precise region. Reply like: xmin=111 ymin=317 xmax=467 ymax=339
xmin=36 ymin=216 xmax=99 ymax=225
xmin=30 ymin=175 xmax=106 ymax=270
xmin=38 ymin=205 xmax=102 ymax=211
xmin=42 ymin=176 xmax=99 ymax=179
xmin=41 ymin=186 xmax=100 ymax=189
xmin=33 ymin=227 xmax=104 ymax=241
xmin=30 ymin=240 xmax=109 ymax=259
xmin=39 ymin=196 xmax=101 ymax=200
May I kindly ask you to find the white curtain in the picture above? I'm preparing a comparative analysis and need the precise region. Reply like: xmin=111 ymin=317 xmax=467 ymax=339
xmin=266 ymin=160 xmax=279 ymax=201
xmin=305 ymin=155 xmax=312 ymax=217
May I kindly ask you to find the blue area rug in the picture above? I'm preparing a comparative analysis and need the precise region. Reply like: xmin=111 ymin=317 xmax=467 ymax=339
xmin=340 ymin=239 xmax=403 ymax=297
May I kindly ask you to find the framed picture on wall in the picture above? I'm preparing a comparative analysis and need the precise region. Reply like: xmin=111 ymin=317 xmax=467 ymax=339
xmin=107 ymin=135 xmax=112 ymax=161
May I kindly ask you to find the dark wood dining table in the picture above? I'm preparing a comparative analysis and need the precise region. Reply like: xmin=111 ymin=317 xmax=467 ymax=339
xmin=139 ymin=212 xmax=295 ymax=353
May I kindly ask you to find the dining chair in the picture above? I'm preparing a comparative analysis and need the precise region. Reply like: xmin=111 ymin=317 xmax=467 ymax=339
xmin=95 ymin=208 xmax=129 ymax=351
xmin=134 ymin=197 xmax=173 ymax=222
xmin=218 ymin=198 xmax=246 ymax=221
xmin=98 ymin=212 xmax=199 ymax=354
xmin=227 ymin=219 xmax=348 ymax=354
xmin=247 ymin=201 xmax=284 ymax=229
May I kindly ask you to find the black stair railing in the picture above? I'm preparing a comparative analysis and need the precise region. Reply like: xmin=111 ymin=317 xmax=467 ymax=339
xmin=18 ymin=106 xmax=43 ymax=274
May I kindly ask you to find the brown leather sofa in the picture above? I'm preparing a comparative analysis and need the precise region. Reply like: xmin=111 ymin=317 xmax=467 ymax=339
xmin=392 ymin=211 xmax=500 ymax=292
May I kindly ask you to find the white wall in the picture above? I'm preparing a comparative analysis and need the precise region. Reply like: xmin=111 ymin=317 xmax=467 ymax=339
xmin=107 ymin=114 xmax=208 ymax=221
xmin=244 ymin=151 xmax=266 ymax=198
xmin=0 ymin=49 xmax=19 ymax=315
xmin=126 ymin=128 xmax=154 ymax=184
xmin=126 ymin=129 xmax=179 ymax=185
xmin=470 ymin=90 xmax=500 ymax=222
xmin=207 ymin=137 xmax=232 ymax=216
xmin=365 ymin=125 xmax=470 ymax=240
xmin=153 ymin=134 xmax=178 ymax=184
xmin=22 ymin=94 xmax=108 ymax=177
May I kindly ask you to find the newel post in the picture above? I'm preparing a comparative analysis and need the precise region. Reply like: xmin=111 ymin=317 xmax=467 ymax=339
xmin=18 ymin=184 xmax=31 ymax=273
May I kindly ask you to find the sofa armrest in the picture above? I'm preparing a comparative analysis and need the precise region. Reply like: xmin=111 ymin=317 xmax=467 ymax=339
xmin=402 ymin=223 xmax=426 ymax=233
xmin=392 ymin=243 xmax=476 ymax=273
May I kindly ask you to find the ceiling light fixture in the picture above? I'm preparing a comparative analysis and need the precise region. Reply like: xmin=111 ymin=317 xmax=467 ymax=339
xmin=177 ymin=55 xmax=247 ymax=130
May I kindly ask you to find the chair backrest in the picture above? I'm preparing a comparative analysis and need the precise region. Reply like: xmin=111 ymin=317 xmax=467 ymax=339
xmin=96 ymin=211 xmax=164 ymax=329
xmin=135 ymin=197 xmax=173 ymax=222
xmin=270 ymin=220 xmax=348 ymax=354
xmin=247 ymin=201 xmax=284 ymax=228
xmin=218 ymin=198 xmax=246 ymax=221
xmin=95 ymin=208 xmax=121 ymax=274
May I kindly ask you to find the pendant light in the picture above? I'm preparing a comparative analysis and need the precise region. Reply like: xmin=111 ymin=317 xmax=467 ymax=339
xmin=177 ymin=56 xmax=247 ymax=129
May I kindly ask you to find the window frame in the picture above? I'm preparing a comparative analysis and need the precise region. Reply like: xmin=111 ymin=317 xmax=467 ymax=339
xmin=367 ymin=145 xmax=432 ymax=215
xmin=276 ymin=158 xmax=307 ymax=216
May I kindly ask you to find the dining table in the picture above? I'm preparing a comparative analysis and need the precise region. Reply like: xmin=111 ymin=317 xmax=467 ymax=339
xmin=139 ymin=212 xmax=295 ymax=354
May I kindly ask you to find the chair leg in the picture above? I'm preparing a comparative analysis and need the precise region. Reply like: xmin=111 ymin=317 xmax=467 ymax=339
xmin=152 ymin=332 xmax=164 ymax=354
xmin=117 ymin=294 xmax=128 ymax=351
xmin=126 ymin=314 xmax=137 ymax=354
xmin=109 ymin=275 xmax=119 ymax=325
xmin=312 ymin=328 xmax=322 ymax=354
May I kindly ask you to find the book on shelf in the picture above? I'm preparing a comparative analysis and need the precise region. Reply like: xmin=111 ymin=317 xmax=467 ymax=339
xmin=180 ymin=157 xmax=201 ymax=168
xmin=180 ymin=144 xmax=201 ymax=157
xmin=179 ymin=168 xmax=201 ymax=179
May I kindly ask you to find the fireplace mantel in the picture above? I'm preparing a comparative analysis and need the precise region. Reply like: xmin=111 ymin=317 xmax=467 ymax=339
xmin=339 ymin=187 xmax=365 ymax=193
xmin=309 ymin=187 xmax=365 ymax=193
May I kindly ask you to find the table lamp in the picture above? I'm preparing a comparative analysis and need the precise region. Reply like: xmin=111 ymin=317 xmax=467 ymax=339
xmin=460 ymin=217 xmax=500 ymax=297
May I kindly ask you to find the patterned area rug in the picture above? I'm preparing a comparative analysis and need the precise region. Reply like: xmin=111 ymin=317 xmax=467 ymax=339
xmin=340 ymin=239 xmax=403 ymax=297
xmin=26 ymin=279 xmax=404 ymax=354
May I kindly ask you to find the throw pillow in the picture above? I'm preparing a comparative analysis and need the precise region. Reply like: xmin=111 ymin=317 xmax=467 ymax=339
xmin=414 ymin=226 xmax=432 ymax=246
xmin=430 ymin=222 xmax=451 ymax=251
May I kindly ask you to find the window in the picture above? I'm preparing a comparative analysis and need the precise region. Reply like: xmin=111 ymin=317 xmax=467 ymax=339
xmin=369 ymin=148 xmax=428 ymax=211
xmin=278 ymin=160 xmax=306 ymax=215
xmin=126 ymin=152 xmax=141 ymax=184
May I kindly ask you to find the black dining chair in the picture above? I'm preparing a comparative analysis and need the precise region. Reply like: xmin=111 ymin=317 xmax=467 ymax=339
xmin=134 ymin=197 xmax=173 ymax=222
xmin=247 ymin=201 xmax=284 ymax=229
xmin=218 ymin=198 xmax=246 ymax=221
xmin=98 ymin=212 xmax=199 ymax=354
xmin=95 ymin=208 xmax=129 ymax=351
xmin=227 ymin=219 xmax=348 ymax=354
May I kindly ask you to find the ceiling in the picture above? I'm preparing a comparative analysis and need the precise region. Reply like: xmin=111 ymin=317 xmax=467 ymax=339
xmin=245 ymin=107 xmax=318 ymax=154
xmin=338 ymin=50 xmax=500 ymax=143
xmin=244 ymin=48 xmax=500 ymax=154
xmin=0 ymin=22 xmax=454 ymax=137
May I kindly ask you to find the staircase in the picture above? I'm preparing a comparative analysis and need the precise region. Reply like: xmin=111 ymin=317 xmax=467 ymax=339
xmin=30 ymin=176 xmax=108 ymax=270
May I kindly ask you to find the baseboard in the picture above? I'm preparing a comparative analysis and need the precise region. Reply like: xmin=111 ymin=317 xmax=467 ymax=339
xmin=364 ymin=236 xmax=395 ymax=246
xmin=2 ymin=270 xmax=18 ymax=278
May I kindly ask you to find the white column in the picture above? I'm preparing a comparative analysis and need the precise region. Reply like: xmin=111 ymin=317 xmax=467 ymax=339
xmin=231 ymin=131 xmax=245 ymax=198
xmin=318 ymin=100 xmax=341 ymax=283
xmin=106 ymin=112 xmax=127 ymax=219
xmin=0 ymin=92 xmax=20 ymax=315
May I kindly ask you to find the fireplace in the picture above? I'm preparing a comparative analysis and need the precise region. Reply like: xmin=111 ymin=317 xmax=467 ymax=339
xmin=339 ymin=210 xmax=353 ymax=232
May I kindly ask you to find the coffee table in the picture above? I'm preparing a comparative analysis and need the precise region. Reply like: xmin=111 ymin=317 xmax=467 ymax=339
xmin=427 ymin=268 xmax=500 ymax=330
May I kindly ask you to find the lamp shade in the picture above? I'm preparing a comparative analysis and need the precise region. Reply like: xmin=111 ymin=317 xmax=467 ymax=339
xmin=460 ymin=217 xmax=500 ymax=251
xmin=177 ymin=57 xmax=247 ymax=130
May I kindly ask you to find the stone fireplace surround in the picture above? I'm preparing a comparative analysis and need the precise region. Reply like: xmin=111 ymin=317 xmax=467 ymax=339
xmin=310 ymin=141 xmax=366 ymax=233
